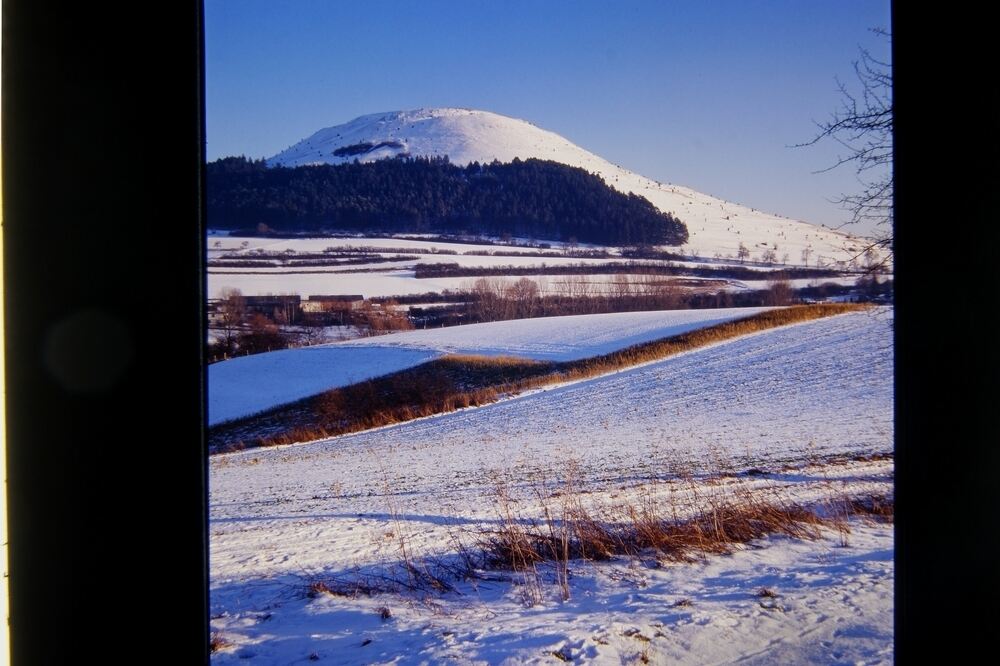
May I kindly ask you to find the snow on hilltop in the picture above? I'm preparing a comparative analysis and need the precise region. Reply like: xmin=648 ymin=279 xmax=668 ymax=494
xmin=267 ymin=108 xmax=870 ymax=264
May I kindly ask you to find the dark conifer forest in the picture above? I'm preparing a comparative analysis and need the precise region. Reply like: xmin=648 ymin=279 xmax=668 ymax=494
xmin=206 ymin=156 xmax=688 ymax=246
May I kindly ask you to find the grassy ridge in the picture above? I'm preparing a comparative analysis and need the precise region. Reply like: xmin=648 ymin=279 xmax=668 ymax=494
xmin=209 ymin=303 xmax=870 ymax=453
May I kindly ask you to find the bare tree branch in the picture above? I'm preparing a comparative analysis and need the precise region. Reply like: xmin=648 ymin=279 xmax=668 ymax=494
xmin=794 ymin=29 xmax=893 ymax=269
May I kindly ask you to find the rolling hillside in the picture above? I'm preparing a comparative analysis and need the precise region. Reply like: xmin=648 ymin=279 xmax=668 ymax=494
xmin=265 ymin=108 xmax=873 ymax=265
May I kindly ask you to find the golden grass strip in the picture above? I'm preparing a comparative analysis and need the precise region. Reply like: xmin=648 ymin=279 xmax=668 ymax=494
xmin=209 ymin=303 xmax=870 ymax=452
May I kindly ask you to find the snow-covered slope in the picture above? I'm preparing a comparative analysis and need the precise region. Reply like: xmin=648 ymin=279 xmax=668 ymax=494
xmin=267 ymin=108 xmax=870 ymax=264
xmin=208 ymin=347 xmax=439 ymax=426
xmin=209 ymin=309 xmax=894 ymax=663
xmin=208 ymin=308 xmax=775 ymax=425
xmin=338 ymin=307 xmax=776 ymax=360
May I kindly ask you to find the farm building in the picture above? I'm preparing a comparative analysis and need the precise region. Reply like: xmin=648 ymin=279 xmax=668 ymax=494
xmin=301 ymin=295 xmax=365 ymax=313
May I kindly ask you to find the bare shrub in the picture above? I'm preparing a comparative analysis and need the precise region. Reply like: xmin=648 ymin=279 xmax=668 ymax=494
xmin=765 ymin=279 xmax=794 ymax=306
xmin=847 ymin=494 xmax=894 ymax=523
xmin=307 ymin=577 xmax=385 ymax=599
xmin=209 ymin=633 xmax=231 ymax=653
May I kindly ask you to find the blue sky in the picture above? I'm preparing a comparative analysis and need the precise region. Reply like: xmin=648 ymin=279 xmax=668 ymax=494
xmin=205 ymin=0 xmax=891 ymax=234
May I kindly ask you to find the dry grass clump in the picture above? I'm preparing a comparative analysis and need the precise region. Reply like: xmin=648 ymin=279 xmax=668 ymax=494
xmin=479 ymin=495 xmax=829 ymax=571
xmin=296 ymin=468 xmax=891 ymax=609
xmin=302 ymin=559 xmax=471 ymax=609
xmin=307 ymin=577 xmax=385 ymax=599
xmin=851 ymin=451 xmax=893 ymax=461
xmin=640 ymin=496 xmax=825 ymax=561
xmin=476 ymin=475 xmax=887 ymax=581
xmin=847 ymin=494 xmax=894 ymax=523
xmin=209 ymin=632 xmax=231 ymax=653
xmin=209 ymin=303 xmax=869 ymax=452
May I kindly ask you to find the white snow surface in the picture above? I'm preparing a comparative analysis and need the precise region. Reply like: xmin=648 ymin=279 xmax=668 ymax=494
xmin=206 ymin=233 xmax=867 ymax=300
xmin=338 ymin=307 xmax=775 ymax=361
xmin=210 ymin=309 xmax=893 ymax=663
xmin=208 ymin=346 xmax=439 ymax=426
xmin=207 ymin=235 xmax=574 ymax=257
xmin=208 ymin=270 xmax=864 ymax=301
xmin=208 ymin=308 xmax=773 ymax=424
xmin=208 ymin=253 xmax=664 ymax=272
xmin=207 ymin=270 xmax=845 ymax=300
xmin=207 ymin=270 xmax=728 ymax=300
xmin=208 ymin=269 xmax=457 ymax=300
xmin=267 ymin=108 xmax=875 ymax=264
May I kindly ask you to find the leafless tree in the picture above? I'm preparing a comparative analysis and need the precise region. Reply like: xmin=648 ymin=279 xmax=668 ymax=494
xmin=609 ymin=273 xmax=633 ymax=303
xmin=238 ymin=313 xmax=289 ymax=354
xmin=216 ymin=287 xmax=246 ymax=357
xmin=797 ymin=28 xmax=892 ymax=270
xmin=470 ymin=277 xmax=506 ymax=321
xmin=737 ymin=242 xmax=750 ymax=263
xmin=507 ymin=278 xmax=541 ymax=319
xmin=560 ymin=275 xmax=587 ymax=299
xmin=800 ymin=246 xmax=813 ymax=266
xmin=650 ymin=279 xmax=681 ymax=309
xmin=765 ymin=279 xmax=794 ymax=306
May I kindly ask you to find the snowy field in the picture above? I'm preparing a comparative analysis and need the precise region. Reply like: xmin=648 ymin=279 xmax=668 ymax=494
xmin=209 ymin=250 xmax=642 ymax=271
xmin=206 ymin=234 xmax=865 ymax=300
xmin=208 ymin=269 xmax=458 ymax=300
xmin=208 ymin=269 xmax=856 ymax=300
xmin=734 ymin=276 xmax=861 ymax=292
xmin=207 ymin=232 xmax=829 ymax=274
xmin=208 ymin=347 xmax=440 ymax=426
xmin=207 ymin=270 xmax=734 ymax=300
xmin=209 ymin=309 xmax=893 ymax=663
xmin=208 ymin=308 xmax=775 ymax=424
xmin=207 ymin=254 xmax=670 ymax=282
xmin=206 ymin=234 xmax=583 ymax=258
xmin=338 ymin=307 xmax=775 ymax=360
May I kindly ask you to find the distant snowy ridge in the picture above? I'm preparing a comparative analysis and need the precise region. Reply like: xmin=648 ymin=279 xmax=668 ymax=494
xmin=268 ymin=108 xmax=871 ymax=264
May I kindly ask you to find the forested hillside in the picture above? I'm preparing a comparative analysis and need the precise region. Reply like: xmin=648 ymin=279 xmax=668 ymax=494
xmin=206 ymin=156 xmax=688 ymax=246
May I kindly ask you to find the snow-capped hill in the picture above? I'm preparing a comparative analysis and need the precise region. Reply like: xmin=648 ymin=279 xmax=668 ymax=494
xmin=268 ymin=108 xmax=872 ymax=265
xmin=268 ymin=108 xmax=564 ymax=167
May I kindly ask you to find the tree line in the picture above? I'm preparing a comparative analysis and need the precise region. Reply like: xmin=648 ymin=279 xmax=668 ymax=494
xmin=408 ymin=275 xmax=799 ymax=328
xmin=206 ymin=155 xmax=688 ymax=246
xmin=412 ymin=261 xmax=845 ymax=281
xmin=208 ymin=288 xmax=413 ymax=362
